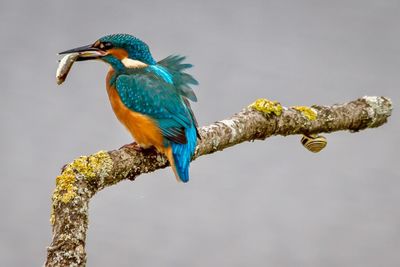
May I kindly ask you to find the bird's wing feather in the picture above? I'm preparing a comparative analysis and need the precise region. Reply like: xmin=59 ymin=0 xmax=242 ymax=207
xmin=158 ymin=55 xmax=198 ymax=102
xmin=116 ymin=72 xmax=193 ymax=144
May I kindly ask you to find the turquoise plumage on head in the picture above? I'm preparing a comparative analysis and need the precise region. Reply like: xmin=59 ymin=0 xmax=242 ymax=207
xmin=100 ymin=34 xmax=156 ymax=65
xmin=59 ymin=33 xmax=199 ymax=182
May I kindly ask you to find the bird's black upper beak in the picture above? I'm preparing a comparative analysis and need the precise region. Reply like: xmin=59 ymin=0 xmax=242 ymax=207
xmin=59 ymin=44 xmax=106 ymax=61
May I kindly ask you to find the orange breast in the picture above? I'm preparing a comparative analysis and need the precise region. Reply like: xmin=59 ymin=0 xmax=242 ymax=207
xmin=106 ymin=69 xmax=165 ymax=151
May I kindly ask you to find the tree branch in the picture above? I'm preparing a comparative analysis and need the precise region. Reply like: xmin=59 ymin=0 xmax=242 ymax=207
xmin=45 ymin=96 xmax=392 ymax=267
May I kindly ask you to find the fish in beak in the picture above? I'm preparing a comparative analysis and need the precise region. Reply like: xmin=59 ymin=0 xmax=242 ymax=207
xmin=56 ymin=43 xmax=108 ymax=84
xmin=59 ymin=44 xmax=106 ymax=61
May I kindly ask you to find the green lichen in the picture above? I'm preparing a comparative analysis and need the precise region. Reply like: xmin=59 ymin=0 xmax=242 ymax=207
xmin=51 ymin=151 xmax=113 ymax=224
xmin=249 ymin=98 xmax=282 ymax=116
xmin=293 ymin=106 xmax=317 ymax=120
xmin=53 ymin=167 xmax=77 ymax=204
xmin=71 ymin=150 xmax=113 ymax=180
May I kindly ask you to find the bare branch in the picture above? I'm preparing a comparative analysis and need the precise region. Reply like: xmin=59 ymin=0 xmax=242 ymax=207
xmin=45 ymin=96 xmax=392 ymax=267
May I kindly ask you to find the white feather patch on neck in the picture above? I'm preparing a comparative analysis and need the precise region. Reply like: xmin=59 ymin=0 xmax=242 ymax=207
xmin=121 ymin=58 xmax=148 ymax=68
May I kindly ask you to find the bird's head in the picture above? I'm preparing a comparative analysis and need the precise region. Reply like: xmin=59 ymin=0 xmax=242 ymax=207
xmin=59 ymin=33 xmax=156 ymax=71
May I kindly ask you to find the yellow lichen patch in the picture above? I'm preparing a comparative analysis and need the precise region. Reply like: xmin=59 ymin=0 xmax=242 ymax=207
xmin=53 ymin=166 xmax=77 ymax=204
xmin=292 ymin=106 xmax=317 ymax=120
xmin=249 ymin=98 xmax=282 ymax=116
xmin=52 ymin=151 xmax=113 ymax=206
xmin=87 ymin=150 xmax=114 ymax=179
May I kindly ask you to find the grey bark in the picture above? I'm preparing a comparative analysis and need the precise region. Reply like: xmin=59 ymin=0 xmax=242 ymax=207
xmin=45 ymin=96 xmax=392 ymax=267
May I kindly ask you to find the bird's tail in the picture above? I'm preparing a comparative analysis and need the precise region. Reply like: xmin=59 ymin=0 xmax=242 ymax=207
xmin=166 ymin=126 xmax=197 ymax=183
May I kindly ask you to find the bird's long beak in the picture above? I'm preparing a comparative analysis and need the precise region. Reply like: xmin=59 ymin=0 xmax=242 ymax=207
xmin=59 ymin=44 xmax=106 ymax=61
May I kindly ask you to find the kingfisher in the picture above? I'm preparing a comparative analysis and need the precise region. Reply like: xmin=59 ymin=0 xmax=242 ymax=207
xmin=59 ymin=34 xmax=199 ymax=183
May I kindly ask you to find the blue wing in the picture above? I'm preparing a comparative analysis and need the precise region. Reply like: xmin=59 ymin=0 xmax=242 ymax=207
xmin=158 ymin=55 xmax=199 ymax=102
xmin=116 ymin=65 xmax=198 ymax=182
xmin=115 ymin=71 xmax=195 ymax=145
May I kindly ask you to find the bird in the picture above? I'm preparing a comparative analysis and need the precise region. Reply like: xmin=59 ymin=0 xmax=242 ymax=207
xmin=59 ymin=33 xmax=200 ymax=183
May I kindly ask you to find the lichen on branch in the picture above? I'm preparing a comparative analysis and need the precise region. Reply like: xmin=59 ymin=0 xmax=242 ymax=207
xmin=45 ymin=96 xmax=393 ymax=267
xmin=292 ymin=106 xmax=317 ymax=120
xmin=52 ymin=151 xmax=113 ymax=206
xmin=249 ymin=98 xmax=283 ymax=116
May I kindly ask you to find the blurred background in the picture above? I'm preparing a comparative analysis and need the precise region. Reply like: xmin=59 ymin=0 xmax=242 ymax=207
xmin=1 ymin=0 xmax=399 ymax=266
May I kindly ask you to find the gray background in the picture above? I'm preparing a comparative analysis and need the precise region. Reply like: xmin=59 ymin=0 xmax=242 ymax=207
xmin=1 ymin=0 xmax=399 ymax=266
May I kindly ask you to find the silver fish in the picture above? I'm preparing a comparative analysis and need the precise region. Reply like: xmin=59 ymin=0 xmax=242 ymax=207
xmin=56 ymin=53 xmax=79 ymax=85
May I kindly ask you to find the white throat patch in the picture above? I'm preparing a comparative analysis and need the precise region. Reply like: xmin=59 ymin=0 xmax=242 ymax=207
xmin=121 ymin=58 xmax=148 ymax=69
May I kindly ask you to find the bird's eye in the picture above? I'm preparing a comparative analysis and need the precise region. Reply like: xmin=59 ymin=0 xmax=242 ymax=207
xmin=102 ymin=42 xmax=113 ymax=50
xmin=93 ymin=41 xmax=113 ymax=51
